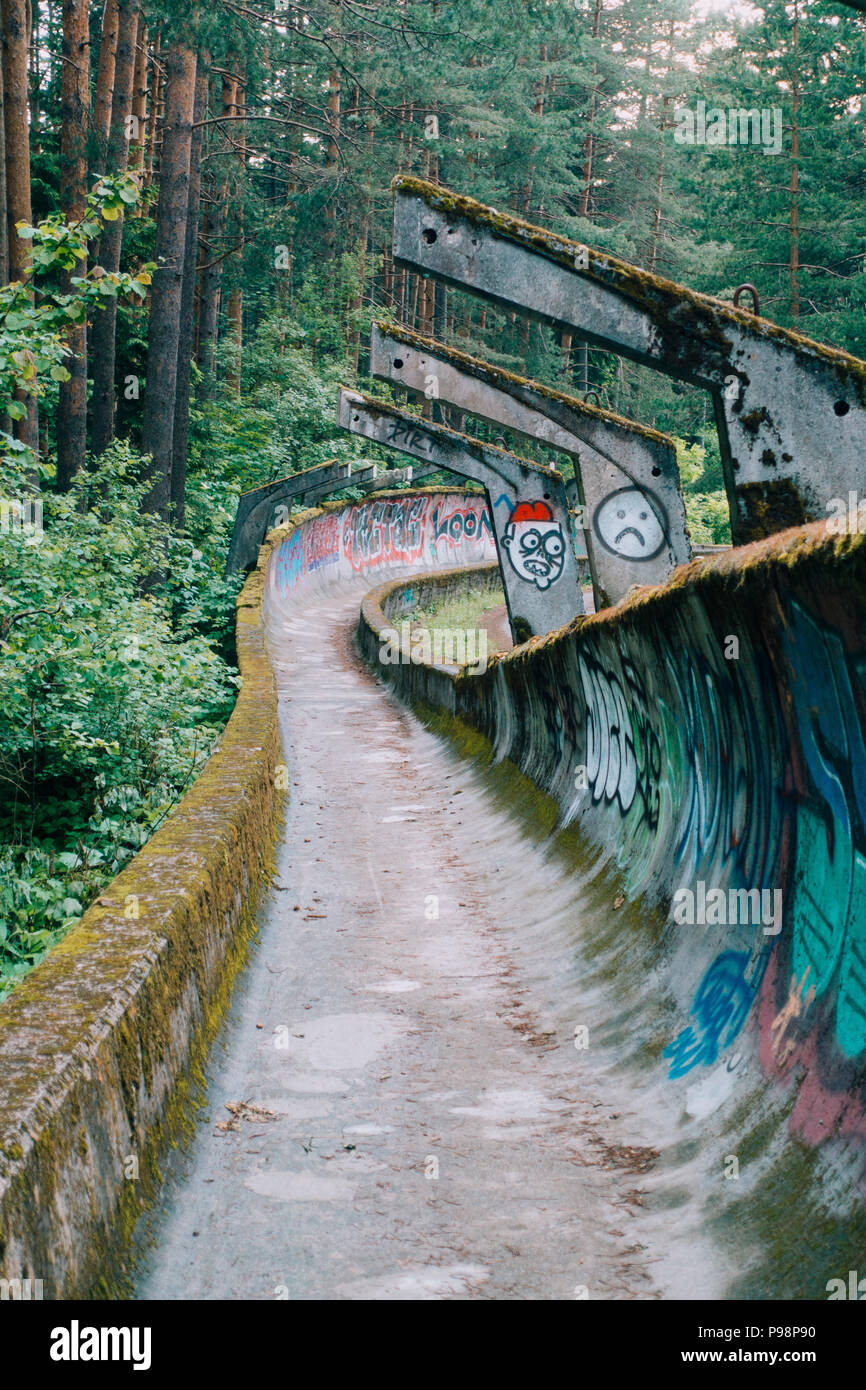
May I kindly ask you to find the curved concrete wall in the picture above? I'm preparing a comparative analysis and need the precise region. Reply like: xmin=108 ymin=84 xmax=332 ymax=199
xmin=352 ymin=516 xmax=866 ymax=1296
xmin=262 ymin=488 xmax=497 ymax=616
xmin=5 ymin=480 xmax=860 ymax=1299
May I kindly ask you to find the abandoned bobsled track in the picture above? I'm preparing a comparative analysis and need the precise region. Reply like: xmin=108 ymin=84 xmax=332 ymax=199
xmin=2 ymin=486 xmax=866 ymax=1300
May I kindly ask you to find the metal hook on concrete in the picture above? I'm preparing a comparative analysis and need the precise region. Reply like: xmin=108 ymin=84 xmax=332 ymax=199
xmin=732 ymin=283 xmax=760 ymax=317
xmin=583 ymin=388 xmax=602 ymax=408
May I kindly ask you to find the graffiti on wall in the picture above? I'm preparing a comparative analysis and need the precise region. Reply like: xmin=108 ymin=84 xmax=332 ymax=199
xmin=429 ymin=500 xmax=493 ymax=551
xmin=577 ymin=650 xmax=662 ymax=828
xmin=271 ymin=492 xmax=495 ymax=598
xmin=342 ymin=496 xmax=429 ymax=572
xmin=782 ymin=600 xmax=866 ymax=1062
xmin=305 ymin=513 xmax=341 ymax=573
xmin=471 ymin=556 xmax=866 ymax=1112
xmin=592 ymin=486 xmax=668 ymax=562
xmin=591 ymin=595 xmax=866 ymax=1091
xmin=274 ymin=529 xmax=305 ymax=593
xmin=660 ymin=642 xmax=786 ymax=896
xmin=502 ymin=501 xmax=567 ymax=591
xmin=664 ymin=950 xmax=757 ymax=1079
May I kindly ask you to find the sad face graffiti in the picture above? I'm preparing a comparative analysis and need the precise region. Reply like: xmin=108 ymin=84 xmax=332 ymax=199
xmin=593 ymin=487 xmax=667 ymax=562
xmin=502 ymin=500 xmax=566 ymax=590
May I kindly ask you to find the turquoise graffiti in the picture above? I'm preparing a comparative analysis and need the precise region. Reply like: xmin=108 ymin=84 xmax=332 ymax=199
xmin=784 ymin=601 xmax=866 ymax=1060
xmin=666 ymin=599 xmax=866 ymax=1077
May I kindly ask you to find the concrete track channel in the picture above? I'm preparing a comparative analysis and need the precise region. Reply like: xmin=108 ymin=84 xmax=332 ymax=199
xmin=136 ymin=574 xmax=723 ymax=1301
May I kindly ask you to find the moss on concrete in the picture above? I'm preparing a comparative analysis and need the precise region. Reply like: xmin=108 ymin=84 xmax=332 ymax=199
xmin=394 ymin=176 xmax=866 ymax=398
xmin=343 ymin=387 xmax=568 ymax=483
xmin=374 ymin=320 xmax=674 ymax=448
xmin=237 ymin=458 xmax=341 ymax=500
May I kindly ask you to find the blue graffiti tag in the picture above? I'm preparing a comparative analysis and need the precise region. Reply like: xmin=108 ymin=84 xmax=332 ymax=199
xmin=664 ymin=950 xmax=757 ymax=1079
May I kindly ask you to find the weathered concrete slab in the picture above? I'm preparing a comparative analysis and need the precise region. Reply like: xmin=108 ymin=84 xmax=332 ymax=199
xmin=392 ymin=177 xmax=866 ymax=545
xmin=300 ymin=463 xmax=440 ymax=510
xmin=371 ymin=322 xmax=690 ymax=609
xmin=227 ymin=459 xmax=375 ymax=574
xmin=337 ymin=388 xmax=585 ymax=641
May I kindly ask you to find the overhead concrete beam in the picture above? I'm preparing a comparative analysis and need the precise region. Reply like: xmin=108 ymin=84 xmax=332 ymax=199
xmin=337 ymin=388 xmax=585 ymax=642
xmin=392 ymin=177 xmax=866 ymax=545
xmin=371 ymin=322 xmax=691 ymax=609
xmin=300 ymin=463 xmax=441 ymax=508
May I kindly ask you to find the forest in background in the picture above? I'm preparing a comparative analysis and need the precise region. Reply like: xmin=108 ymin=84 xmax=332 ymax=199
xmin=1 ymin=0 xmax=865 ymax=989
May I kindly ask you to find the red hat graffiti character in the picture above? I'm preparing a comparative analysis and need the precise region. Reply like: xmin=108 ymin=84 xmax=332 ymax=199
xmin=501 ymin=500 xmax=566 ymax=591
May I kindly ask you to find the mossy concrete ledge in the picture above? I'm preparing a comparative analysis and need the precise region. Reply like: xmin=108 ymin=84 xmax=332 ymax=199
xmin=0 ymin=551 xmax=285 ymax=1299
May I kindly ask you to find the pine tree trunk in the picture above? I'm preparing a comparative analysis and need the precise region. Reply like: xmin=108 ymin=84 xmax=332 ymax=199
xmin=144 ymin=28 xmax=160 ymax=187
xmin=2 ymin=0 xmax=30 ymax=283
xmin=224 ymin=70 xmax=244 ymax=398
xmin=433 ymin=282 xmax=446 ymax=340
xmin=140 ymin=43 xmax=197 ymax=518
xmin=348 ymin=213 xmax=369 ymax=374
xmin=56 ymin=0 xmax=90 ymax=491
xmin=648 ymin=90 xmax=669 ymax=274
xmin=0 ymin=35 xmax=7 ymax=288
xmin=129 ymin=20 xmax=148 ymax=176
xmin=28 ymin=0 xmax=40 ymax=150
xmin=578 ymin=0 xmax=603 ymax=218
xmin=91 ymin=0 xmax=119 ymax=161
xmin=559 ymin=331 xmax=572 ymax=381
xmin=226 ymin=286 xmax=242 ymax=397
xmin=197 ymin=189 xmax=225 ymax=378
xmin=789 ymin=1 xmax=800 ymax=321
xmin=170 ymin=56 xmax=207 ymax=528
xmin=325 ymin=68 xmax=339 ymax=256
xmin=88 ymin=0 xmax=139 ymax=455
xmin=2 ymin=0 xmax=38 ymax=452
xmin=409 ymin=272 xmax=420 ymax=332
xmin=196 ymin=71 xmax=235 ymax=380
xmin=0 ymin=25 xmax=7 ymax=439
xmin=575 ymin=0 xmax=604 ymax=411
xmin=348 ymin=108 xmax=374 ymax=373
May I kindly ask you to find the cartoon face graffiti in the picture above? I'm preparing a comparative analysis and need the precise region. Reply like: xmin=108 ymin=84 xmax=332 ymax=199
xmin=502 ymin=501 xmax=567 ymax=590
xmin=593 ymin=487 xmax=667 ymax=561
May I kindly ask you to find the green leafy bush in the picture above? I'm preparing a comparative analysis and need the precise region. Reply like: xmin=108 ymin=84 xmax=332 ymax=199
xmin=0 ymin=443 xmax=240 ymax=997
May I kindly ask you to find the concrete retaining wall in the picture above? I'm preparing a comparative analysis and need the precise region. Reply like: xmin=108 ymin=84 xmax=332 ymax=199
xmin=359 ymin=562 xmax=502 ymax=718
xmin=0 ymin=551 xmax=284 ymax=1299
xmin=355 ymin=518 xmax=866 ymax=1294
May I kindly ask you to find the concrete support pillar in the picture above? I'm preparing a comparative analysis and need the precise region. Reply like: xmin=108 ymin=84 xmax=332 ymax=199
xmin=392 ymin=177 xmax=866 ymax=544
xmin=337 ymin=388 xmax=585 ymax=642
xmin=371 ymin=322 xmax=690 ymax=608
